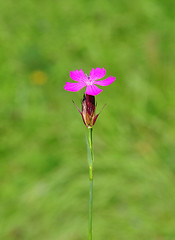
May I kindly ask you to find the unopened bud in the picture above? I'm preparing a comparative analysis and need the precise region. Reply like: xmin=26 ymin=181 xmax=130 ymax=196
xmin=73 ymin=94 xmax=106 ymax=128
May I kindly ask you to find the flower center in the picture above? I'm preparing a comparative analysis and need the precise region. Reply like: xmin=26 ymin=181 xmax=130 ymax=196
xmin=85 ymin=74 xmax=94 ymax=85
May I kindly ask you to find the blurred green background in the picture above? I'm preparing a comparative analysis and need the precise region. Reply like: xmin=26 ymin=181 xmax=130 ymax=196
xmin=0 ymin=0 xmax=175 ymax=239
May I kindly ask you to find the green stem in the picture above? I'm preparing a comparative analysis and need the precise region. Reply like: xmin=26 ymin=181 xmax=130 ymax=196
xmin=88 ymin=128 xmax=93 ymax=240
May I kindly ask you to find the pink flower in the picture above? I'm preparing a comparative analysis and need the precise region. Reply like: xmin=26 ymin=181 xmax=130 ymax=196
xmin=64 ymin=68 xmax=116 ymax=96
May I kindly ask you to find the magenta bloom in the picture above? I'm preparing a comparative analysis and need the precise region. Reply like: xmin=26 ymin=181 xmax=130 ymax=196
xmin=64 ymin=68 xmax=116 ymax=96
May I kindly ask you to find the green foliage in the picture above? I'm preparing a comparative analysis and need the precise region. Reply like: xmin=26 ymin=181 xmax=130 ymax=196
xmin=0 ymin=0 xmax=175 ymax=239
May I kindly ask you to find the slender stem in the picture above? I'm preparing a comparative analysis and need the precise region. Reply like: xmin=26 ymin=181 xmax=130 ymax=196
xmin=89 ymin=173 xmax=93 ymax=240
xmin=88 ymin=128 xmax=93 ymax=240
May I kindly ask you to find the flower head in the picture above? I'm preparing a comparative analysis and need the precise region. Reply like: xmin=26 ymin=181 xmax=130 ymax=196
xmin=73 ymin=94 xmax=105 ymax=128
xmin=64 ymin=68 xmax=116 ymax=96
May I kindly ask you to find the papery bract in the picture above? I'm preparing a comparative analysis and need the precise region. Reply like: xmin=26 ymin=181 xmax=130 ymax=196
xmin=73 ymin=94 xmax=105 ymax=128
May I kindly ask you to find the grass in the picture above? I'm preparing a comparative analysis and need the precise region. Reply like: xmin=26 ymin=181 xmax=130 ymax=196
xmin=0 ymin=0 xmax=175 ymax=239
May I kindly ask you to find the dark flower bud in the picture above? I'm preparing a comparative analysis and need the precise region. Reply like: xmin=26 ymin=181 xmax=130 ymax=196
xmin=73 ymin=94 xmax=105 ymax=128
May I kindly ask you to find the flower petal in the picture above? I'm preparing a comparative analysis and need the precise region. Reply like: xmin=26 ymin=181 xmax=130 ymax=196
xmin=70 ymin=69 xmax=87 ymax=82
xmin=89 ymin=68 xmax=106 ymax=81
xmin=85 ymin=85 xmax=103 ymax=96
xmin=64 ymin=82 xmax=86 ymax=92
xmin=95 ymin=76 xmax=116 ymax=86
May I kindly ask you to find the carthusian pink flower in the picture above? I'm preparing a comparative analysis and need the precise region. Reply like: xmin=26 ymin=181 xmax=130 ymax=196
xmin=64 ymin=68 xmax=116 ymax=96
xmin=64 ymin=68 xmax=117 ymax=239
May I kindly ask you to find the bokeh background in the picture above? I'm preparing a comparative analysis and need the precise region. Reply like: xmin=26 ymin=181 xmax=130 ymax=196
xmin=0 ymin=0 xmax=175 ymax=239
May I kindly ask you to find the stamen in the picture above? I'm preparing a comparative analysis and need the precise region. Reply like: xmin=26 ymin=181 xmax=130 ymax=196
xmin=85 ymin=73 xmax=93 ymax=85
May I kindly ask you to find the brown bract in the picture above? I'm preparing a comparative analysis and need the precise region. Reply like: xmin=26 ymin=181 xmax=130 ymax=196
xmin=82 ymin=95 xmax=96 ymax=127
xmin=73 ymin=94 xmax=105 ymax=128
